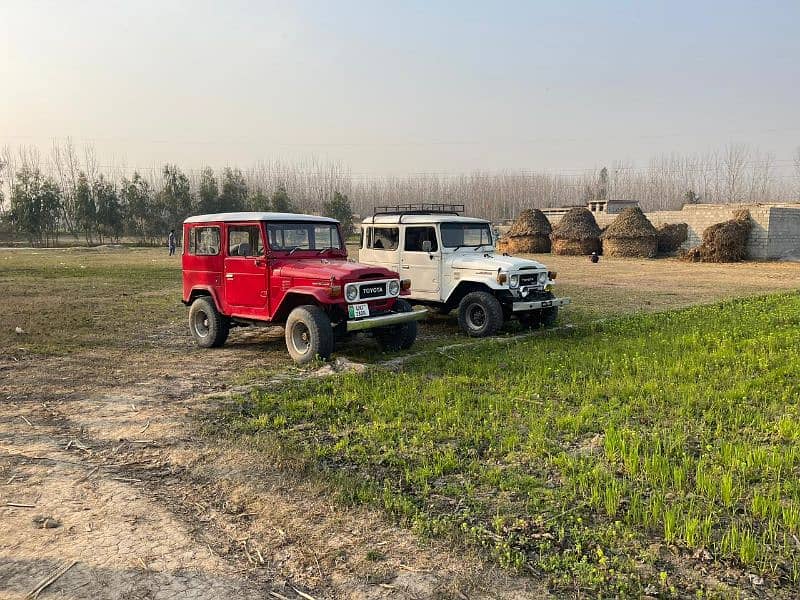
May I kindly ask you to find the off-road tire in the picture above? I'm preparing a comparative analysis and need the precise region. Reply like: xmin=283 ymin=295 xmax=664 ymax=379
xmin=457 ymin=291 xmax=504 ymax=337
xmin=517 ymin=292 xmax=559 ymax=329
xmin=517 ymin=311 xmax=542 ymax=330
xmin=539 ymin=292 xmax=559 ymax=327
xmin=285 ymin=305 xmax=334 ymax=365
xmin=189 ymin=296 xmax=229 ymax=348
xmin=374 ymin=299 xmax=418 ymax=351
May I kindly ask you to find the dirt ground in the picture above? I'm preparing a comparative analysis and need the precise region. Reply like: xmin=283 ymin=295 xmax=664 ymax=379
xmin=1 ymin=248 xmax=798 ymax=599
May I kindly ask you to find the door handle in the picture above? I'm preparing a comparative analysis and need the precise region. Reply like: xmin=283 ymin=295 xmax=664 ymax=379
xmin=225 ymin=273 xmax=234 ymax=279
xmin=254 ymin=259 xmax=265 ymax=267
xmin=401 ymin=265 xmax=410 ymax=269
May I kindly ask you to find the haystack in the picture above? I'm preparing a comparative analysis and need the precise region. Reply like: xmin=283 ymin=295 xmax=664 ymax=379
xmin=656 ymin=223 xmax=688 ymax=254
xmin=504 ymin=209 xmax=552 ymax=253
xmin=550 ymin=207 xmax=601 ymax=255
xmin=601 ymin=207 xmax=658 ymax=258
xmin=682 ymin=209 xmax=752 ymax=263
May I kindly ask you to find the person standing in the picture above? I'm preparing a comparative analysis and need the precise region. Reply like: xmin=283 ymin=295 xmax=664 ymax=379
xmin=168 ymin=229 xmax=177 ymax=256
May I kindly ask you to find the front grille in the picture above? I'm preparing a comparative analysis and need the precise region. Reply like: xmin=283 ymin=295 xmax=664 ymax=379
xmin=359 ymin=282 xmax=387 ymax=299
xmin=519 ymin=273 xmax=540 ymax=286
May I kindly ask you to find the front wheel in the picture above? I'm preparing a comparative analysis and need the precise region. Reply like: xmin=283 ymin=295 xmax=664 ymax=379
xmin=457 ymin=291 xmax=504 ymax=337
xmin=374 ymin=299 xmax=418 ymax=351
xmin=539 ymin=292 xmax=559 ymax=327
xmin=285 ymin=305 xmax=334 ymax=365
xmin=189 ymin=296 xmax=229 ymax=348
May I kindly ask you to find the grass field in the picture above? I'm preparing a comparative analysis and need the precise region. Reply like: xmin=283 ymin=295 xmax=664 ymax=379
xmin=228 ymin=294 xmax=800 ymax=596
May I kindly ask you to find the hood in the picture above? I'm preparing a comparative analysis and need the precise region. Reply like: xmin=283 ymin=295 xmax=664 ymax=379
xmin=449 ymin=252 xmax=547 ymax=272
xmin=275 ymin=258 xmax=398 ymax=281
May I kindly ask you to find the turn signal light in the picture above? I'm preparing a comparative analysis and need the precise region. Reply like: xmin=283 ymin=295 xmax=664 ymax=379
xmin=400 ymin=278 xmax=412 ymax=290
xmin=497 ymin=272 xmax=508 ymax=284
xmin=328 ymin=285 xmax=342 ymax=298
xmin=548 ymin=271 xmax=557 ymax=280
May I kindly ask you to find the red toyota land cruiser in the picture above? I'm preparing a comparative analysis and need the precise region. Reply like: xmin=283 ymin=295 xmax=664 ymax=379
xmin=181 ymin=212 xmax=427 ymax=364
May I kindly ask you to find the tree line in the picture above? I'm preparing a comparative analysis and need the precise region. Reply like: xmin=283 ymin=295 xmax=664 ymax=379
xmin=0 ymin=153 xmax=355 ymax=247
xmin=1 ymin=142 xmax=797 ymax=246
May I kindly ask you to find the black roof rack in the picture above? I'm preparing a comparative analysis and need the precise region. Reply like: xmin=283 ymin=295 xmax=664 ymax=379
xmin=373 ymin=203 xmax=465 ymax=217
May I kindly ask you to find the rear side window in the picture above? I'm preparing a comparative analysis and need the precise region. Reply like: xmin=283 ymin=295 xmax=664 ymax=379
xmin=228 ymin=225 xmax=264 ymax=256
xmin=188 ymin=226 xmax=220 ymax=255
xmin=404 ymin=226 xmax=438 ymax=252
xmin=369 ymin=227 xmax=399 ymax=250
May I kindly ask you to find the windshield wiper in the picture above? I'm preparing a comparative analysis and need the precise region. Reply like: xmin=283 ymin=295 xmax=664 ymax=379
xmin=287 ymin=246 xmax=301 ymax=255
xmin=316 ymin=246 xmax=333 ymax=255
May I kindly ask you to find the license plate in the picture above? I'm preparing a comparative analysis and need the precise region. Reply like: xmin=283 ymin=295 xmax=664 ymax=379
xmin=348 ymin=303 xmax=370 ymax=319
xmin=541 ymin=300 xmax=553 ymax=307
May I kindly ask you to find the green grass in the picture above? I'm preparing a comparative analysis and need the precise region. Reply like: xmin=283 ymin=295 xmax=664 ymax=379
xmin=0 ymin=248 xmax=182 ymax=355
xmin=226 ymin=293 xmax=800 ymax=596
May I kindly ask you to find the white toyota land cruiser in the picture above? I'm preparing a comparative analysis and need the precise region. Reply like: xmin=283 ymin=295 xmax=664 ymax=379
xmin=359 ymin=204 xmax=570 ymax=337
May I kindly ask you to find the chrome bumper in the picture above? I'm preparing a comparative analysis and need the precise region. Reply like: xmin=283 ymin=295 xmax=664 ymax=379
xmin=512 ymin=297 xmax=571 ymax=312
xmin=346 ymin=308 xmax=428 ymax=332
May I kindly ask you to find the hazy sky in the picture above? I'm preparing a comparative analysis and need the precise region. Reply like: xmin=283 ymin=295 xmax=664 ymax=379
xmin=2 ymin=0 xmax=799 ymax=175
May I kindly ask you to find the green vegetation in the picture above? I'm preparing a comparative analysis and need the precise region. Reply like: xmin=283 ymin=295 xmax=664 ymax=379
xmin=228 ymin=294 xmax=800 ymax=596
xmin=0 ymin=248 xmax=181 ymax=355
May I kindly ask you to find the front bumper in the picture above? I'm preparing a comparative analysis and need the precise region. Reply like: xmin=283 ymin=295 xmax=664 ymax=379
xmin=346 ymin=308 xmax=429 ymax=332
xmin=512 ymin=297 xmax=571 ymax=312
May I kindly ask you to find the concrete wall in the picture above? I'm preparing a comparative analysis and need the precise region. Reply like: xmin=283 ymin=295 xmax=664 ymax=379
xmin=523 ymin=203 xmax=800 ymax=260
xmin=767 ymin=207 xmax=800 ymax=260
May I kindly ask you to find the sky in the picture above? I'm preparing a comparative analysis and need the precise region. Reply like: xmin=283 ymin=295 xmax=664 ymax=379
xmin=1 ymin=0 xmax=799 ymax=176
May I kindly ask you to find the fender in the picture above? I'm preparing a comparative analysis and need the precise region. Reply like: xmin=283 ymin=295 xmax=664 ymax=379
xmin=443 ymin=274 xmax=503 ymax=305
xmin=271 ymin=287 xmax=338 ymax=322
xmin=184 ymin=285 xmax=223 ymax=308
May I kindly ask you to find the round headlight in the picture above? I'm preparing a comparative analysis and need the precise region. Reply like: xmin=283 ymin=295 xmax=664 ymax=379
xmin=388 ymin=280 xmax=400 ymax=296
xmin=345 ymin=284 xmax=359 ymax=302
xmin=509 ymin=274 xmax=519 ymax=289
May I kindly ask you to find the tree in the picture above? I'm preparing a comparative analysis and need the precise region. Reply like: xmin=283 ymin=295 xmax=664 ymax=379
xmin=322 ymin=190 xmax=354 ymax=236
xmin=121 ymin=172 xmax=153 ymax=244
xmin=270 ymin=184 xmax=293 ymax=212
xmin=197 ymin=167 xmax=219 ymax=214
xmin=219 ymin=167 xmax=247 ymax=212
xmin=159 ymin=165 xmax=192 ymax=232
xmin=9 ymin=166 xmax=62 ymax=246
xmin=684 ymin=190 xmax=700 ymax=205
xmin=74 ymin=172 xmax=96 ymax=244
xmin=597 ymin=167 xmax=609 ymax=202
xmin=249 ymin=189 xmax=270 ymax=212
xmin=93 ymin=175 xmax=122 ymax=243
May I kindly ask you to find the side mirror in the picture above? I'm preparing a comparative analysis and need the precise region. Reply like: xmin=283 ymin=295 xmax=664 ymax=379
xmin=422 ymin=240 xmax=432 ymax=252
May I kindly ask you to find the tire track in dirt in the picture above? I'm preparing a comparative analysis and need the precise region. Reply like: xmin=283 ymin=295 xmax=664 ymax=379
xmin=0 ymin=341 xmax=548 ymax=600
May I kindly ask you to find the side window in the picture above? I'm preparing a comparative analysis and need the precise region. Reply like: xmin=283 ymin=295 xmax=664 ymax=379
xmin=404 ymin=226 xmax=438 ymax=252
xmin=188 ymin=226 xmax=220 ymax=256
xmin=369 ymin=227 xmax=399 ymax=250
xmin=227 ymin=225 xmax=264 ymax=257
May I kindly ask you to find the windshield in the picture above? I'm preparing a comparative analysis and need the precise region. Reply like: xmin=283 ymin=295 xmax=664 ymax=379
xmin=266 ymin=222 xmax=343 ymax=251
xmin=440 ymin=222 xmax=493 ymax=248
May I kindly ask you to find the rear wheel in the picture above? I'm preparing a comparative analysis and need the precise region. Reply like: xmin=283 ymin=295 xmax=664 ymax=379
xmin=189 ymin=297 xmax=229 ymax=348
xmin=374 ymin=299 xmax=418 ymax=351
xmin=457 ymin=291 xmax=504 ymax=337
xmin=285 ymin=305 xmax=334 ymax=365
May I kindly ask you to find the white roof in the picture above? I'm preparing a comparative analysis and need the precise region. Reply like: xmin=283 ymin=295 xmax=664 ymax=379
xmin=361 ymin=214 xmax=490 ymax=225
xmin=184 ymin=212 xmax=338 ymax=224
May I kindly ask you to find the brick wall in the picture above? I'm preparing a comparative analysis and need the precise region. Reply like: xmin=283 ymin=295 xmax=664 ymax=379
xmin=521 ymin=203 xmax=800 ymax=260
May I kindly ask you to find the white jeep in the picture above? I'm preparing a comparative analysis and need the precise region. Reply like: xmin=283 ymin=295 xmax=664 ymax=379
xmin=358 ymin=204 xmax=570 ymax=337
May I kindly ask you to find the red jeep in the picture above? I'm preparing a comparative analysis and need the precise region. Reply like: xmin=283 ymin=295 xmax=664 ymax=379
xmin=181 ymin=212 xmax=426 ymax=364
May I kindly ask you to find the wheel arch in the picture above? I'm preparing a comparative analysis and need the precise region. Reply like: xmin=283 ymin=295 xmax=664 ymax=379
xmin=186 ymin=287 xmax=221 ymax=310
xmin=444 ymin=280 xmax=496 ymax=309
xmin=272 ymin=291 xmax=326 ymax=322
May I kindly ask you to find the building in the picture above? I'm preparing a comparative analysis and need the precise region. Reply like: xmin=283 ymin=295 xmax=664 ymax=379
xmin=587 ymin=199 xmax=640 ymax=215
